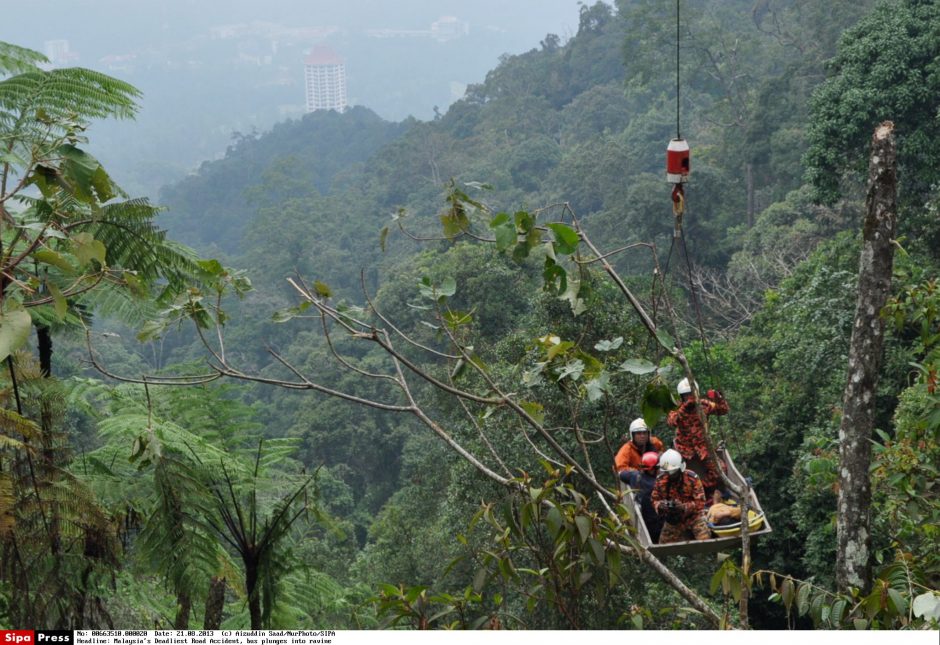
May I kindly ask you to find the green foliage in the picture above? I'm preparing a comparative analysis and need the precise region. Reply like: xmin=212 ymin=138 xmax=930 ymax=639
xmin=373 ymin=584 xmax=490 ymax=630
xmin=755 ymin=554 xmax=939 ymax=629
xmin=466 ymin=469 xmax=635 ymax=629
xmin=159 ymin=107 xmax=411 ymax=253
xmin=0 ymin=355 xmax=118 ymax=628
xmin=19 ymin=0 xmax=936 ymax=630
xmin=71 ymin=378 xmax=352 ymax=629
xmin=0 ymin=51 xmax=139 ymax=123
xmin=0 ymin=41 xmax=209 ymax=382
xmin=724 ymin=233 xmax=862 ymax=580
xmin=873 ymin=263 xmax=940 ymax=582
xmin=404 ymin=467 xmax=715 ymax=630
xmin=805 ymin=0 xmax=940 ymax=205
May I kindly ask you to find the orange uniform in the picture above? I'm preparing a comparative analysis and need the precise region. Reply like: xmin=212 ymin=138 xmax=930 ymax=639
xmin=651 ymin=470 xmax=710 ymax=543
xmin=667 ymin=396 xmax=729 ymax=490
xmin=614 ymin=436 xmax=664 ymax=473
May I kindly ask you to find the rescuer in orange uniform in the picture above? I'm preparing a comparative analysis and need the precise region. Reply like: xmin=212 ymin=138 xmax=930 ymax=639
xmin=667 ymin=377 xmax=729 ymax=500
xmin=652 ymin=449 xmax=710 ymax=543
xmin=615 ymin=417 xmax=664 ymax=483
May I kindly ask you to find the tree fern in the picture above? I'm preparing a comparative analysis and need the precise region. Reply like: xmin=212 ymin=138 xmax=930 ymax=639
xmin=0 ymin=42 xmax=47 ymax=77
xmin=0 ymin=59 xmax=139 ymax=122
xmin=1 ymin=41 xmax=213 ymax=378
xmin=0 ymin=355 xmax=119 ymax=628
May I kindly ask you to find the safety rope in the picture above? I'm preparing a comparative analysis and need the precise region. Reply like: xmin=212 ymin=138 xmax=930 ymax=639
xmin=679 ymin=226 xmax=721 ymax=391
xmin=668 ymin=0 xmax=721 ymax=393
xmin=676 ymin=0 xmax=681 ymax=141
xmin=661 ymin=0 xmax=736 ymax=482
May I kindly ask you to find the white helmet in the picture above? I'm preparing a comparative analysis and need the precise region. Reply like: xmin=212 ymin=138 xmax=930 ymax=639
xmin=629 ymin=418 xmax=649 ymax=436
xmin=659 ymin=449 xmax=685 ymax=474
xmin=677 ymin=377 xmax=697 ymax=395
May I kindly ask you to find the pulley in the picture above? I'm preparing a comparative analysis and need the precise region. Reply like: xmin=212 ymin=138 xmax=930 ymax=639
xmin=666 ymin=138 xmax=690 ymax=184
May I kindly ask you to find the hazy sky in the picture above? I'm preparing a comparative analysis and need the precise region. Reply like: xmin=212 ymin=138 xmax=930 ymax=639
xmin=1 ymin=1 xmax=582 ymax=60
xmin=0 ymin=1 xmax=587 ymax=195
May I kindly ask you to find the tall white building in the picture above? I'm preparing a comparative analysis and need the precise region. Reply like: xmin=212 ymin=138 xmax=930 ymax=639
xmin=44 ymin=39 xmax=78 ymax=66
xmin=304 ymin=46 xmax=347 ymax=113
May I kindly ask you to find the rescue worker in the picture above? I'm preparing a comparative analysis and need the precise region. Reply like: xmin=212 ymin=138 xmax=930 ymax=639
xmin=628 ymin=451 xmax=663 ymax=543
xmin=615 ymin=418 xmax=664 ymax=483
xmin=652 ymin=449 xmax=710 ymax=543
xmin=667 ymin=377 xmax=729 ymax=501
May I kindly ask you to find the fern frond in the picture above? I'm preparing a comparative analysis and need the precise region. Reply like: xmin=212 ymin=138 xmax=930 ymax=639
xmin=88 ymin=200 xmax=204 ymax=298
xmin=61 ymin=377 xmax=114 ymax=418
xmin=263 ymin=568 xmax=346 ymax=629
xmin=0 ymin=67 xmax=140 ymax=122
xmin=109 ymin=571 xmax=178 ymax=629
xmin=74 ymin=280 xmax=161 ymax=326
xmin=0 ymin=41 xmax=46 ymax=76
xmin=0 ymin=406 xmax=41 ymax=441
xmin=33 ymin=476 xmax=112 ymax=531
xmin=0 ymin=471 xmax=16 ymax=537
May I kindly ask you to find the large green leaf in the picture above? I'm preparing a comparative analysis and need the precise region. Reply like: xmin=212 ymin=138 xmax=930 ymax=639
xmin=33 ymin=249 xmax=75 ymax=274
xmin=58 ymin=144 xmax=117 ymax=203
xmin=584 ymin=372 xmax=610 ymax=402
xmin=555 ymin=359 xmax=584 ymax=382
xmin=197 ymin=258 xmax=226 ymax=276
xmin=47 ymin=281 xmax=67 ymax=320
xmin=574 ymin=515 xmax=592 ymax=544
xmin=594 ymin=337 xmax=623 ymax=352
xmin=520 ymin=400 xmax=545 ymax=425
xmin=640 ymin=379 xmax=674 ymax=428
xmin=545 ymin=505 xmax=564 ymax=539
xmin=0 ymin=306 xmax=32 ymax=362
xmin=489 ymin=212 xmax=517 ymax=252
xmin=547 ymin=222 xmax=580 ymax=255
xmin=72 ymin=232 xmax=107 ymax=267
xmin=619 ymin=358 xmax=657 ymax=375
xmin=654 ymin=327 xmax=675 ymax=350
xmin=438 ymin=277 xmax=457 ymax=298
xmin=440 ymin=204 xmax=469 ymax=239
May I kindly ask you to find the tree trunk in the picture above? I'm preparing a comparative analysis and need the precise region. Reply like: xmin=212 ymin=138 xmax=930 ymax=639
xmin=245 ymin=560 xmax=262 ymax=629
xmin=173 ymin=590 xmax=191 ymax=630
xmin=836 ymin=121 xmax=897 ymax=593
xmin=37 ymin=324 xmax=52 ymax=377
xmin=203 ymin=576 xmax=226 ymax=629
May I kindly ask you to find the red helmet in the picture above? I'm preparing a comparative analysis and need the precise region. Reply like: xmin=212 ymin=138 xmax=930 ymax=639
xmin=641 ymin=452 xmax=659 ymax=472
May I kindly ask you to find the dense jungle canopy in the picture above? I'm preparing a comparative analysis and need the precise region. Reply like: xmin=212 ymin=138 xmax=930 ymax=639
xmin=1 ymin=0 xmax=939 ymax=632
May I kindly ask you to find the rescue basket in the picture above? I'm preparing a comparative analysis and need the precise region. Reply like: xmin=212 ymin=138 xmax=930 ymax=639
xmin=620 ymin=447 xmax=772 ymax=557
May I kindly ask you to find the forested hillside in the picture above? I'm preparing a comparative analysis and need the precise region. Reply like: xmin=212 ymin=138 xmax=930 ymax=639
xmin=2 ymin=0 xmax=940 ymax=631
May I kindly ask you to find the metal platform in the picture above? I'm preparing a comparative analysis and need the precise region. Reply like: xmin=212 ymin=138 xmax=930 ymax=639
xmin=622 ymin=448 xmax=772 ymax=557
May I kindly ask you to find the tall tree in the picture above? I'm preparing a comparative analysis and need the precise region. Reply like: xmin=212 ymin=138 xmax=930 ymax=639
xmin=836 ymin=122 xmax=898 ymax=593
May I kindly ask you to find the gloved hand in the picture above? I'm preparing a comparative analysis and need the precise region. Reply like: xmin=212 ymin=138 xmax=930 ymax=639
xmin=707 ymin=389 xmax=724 ymax=401
xmin=657 ymin=500 xmax=683 ymax=524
